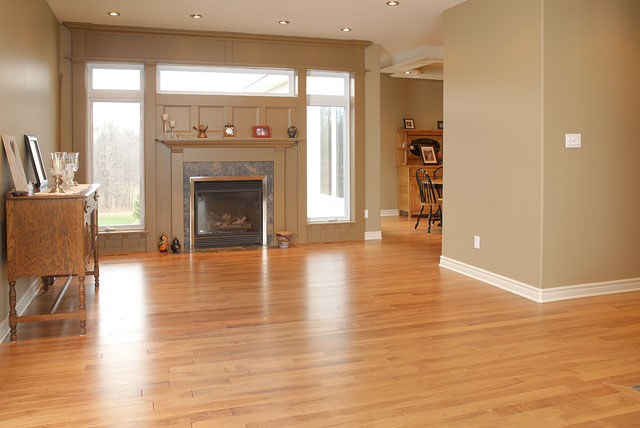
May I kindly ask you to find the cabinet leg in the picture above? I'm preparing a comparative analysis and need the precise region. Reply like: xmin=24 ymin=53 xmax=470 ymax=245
xmin=9 ymin=280 xmax=17 ymax=342
xmin=78 ymin=276 xmax=86 ymax=336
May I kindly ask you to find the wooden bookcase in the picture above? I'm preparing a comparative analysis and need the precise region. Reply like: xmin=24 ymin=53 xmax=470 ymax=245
xmin=396 ymin=129 xmax=443 ymax=216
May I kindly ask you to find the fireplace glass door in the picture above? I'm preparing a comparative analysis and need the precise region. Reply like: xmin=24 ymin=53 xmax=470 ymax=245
xmin=192 ymin=179 xmax=265 ymax=248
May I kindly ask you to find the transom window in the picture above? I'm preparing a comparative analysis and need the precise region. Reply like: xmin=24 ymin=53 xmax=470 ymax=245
xmin=157 ymin=65 xmax=294 ymax=96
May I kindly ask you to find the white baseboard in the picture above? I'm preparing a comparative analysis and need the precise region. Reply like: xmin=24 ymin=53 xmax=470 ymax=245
xmin=1 ymin=278 xmax=43 ymax=343
xmin=380 ymin=209 xmax=400 ymax=217
xmin=365 ymin=231 xmax=382 ymax=240
xmin=439 ymin=256 xmax=640 ymax=303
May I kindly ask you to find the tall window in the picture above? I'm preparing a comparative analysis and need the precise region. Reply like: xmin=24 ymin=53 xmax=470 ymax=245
xmin=87 ymin=63 xmax=144 ymax=230
xmin=307 ymin=71 xmax=350 ymax=221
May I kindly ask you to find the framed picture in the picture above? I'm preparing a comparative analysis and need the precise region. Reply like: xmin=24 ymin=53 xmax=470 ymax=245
xmin=25 ymin=135 xmax=48 ymax=188
xmin=403 ymin=118 xmax=415 ymax=129
xmin=252 ymin=126 xmax=271 ymax=138
xmin=420 ymin=145 xmax=438 ymax=165
xmin=2 ymin=135 xmax=29 ymax=192
xmin=437 ymin=120 xmax=444 ymax=130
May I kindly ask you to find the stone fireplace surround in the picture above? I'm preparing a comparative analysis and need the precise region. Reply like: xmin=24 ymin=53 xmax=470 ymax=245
xmin=162 ymin=140 xmax=300 ymax=251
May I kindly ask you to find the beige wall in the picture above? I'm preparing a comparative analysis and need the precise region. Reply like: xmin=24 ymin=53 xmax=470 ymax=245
xmin=443 ymin=0 xmax=544 ymax=287
xmin=0 ymin=0 xmax=60 ymax=330
xmin=444 ymin=0 xmax=640 ymax=289
xmin=541 ymin=0 xmax=640 ymax=287
xmin=364 ymin=45 xmax=381 ymax=232
xmin=380 ymin=75 xmax=443 ymax=210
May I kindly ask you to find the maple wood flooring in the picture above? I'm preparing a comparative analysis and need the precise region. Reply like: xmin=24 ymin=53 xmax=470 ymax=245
xmin=1 ymin=217 xmax=640 ymax=427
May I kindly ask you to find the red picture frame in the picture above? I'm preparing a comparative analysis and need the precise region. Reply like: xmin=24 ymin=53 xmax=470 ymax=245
xmin=252 ymin=126 xmax=271 ymax=138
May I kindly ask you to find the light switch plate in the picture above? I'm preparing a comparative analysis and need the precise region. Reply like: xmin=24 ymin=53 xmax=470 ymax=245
xmin=474 ymin=236 xmax=480 ymax=249
xmin=566 ymin=133 xmax=581 ymax=149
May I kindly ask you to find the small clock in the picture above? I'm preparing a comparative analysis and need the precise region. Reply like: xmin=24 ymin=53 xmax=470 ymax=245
xmin=224 ymin=124 xmax=235 ymax=137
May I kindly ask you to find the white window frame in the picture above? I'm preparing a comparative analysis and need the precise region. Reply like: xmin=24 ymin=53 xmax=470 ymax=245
xmin=87 ymin=63 xmax=145 ymax=232
xmin=156 ymin=65 xmax=295 ymax=97
xmin=306 ymin=70 xmax=351 ymax=223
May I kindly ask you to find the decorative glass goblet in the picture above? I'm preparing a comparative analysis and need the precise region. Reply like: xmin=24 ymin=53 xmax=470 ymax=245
xmin=49 ymin=152 xmax=67 ymax=193
xmin=169 ymin=120 xmax=176 ymax=138
xmin=62 ymin=163 xmax=74 ymax=191
xmin=66 ymin=152 xmax=80 ymax=186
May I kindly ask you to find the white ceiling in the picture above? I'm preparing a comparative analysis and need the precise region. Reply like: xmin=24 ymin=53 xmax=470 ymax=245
xmin=46 ymin=0 xmax=465 ymax=61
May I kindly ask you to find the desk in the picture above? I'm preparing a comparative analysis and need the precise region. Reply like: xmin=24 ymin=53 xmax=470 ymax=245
xmin=5 ymin=184 xmax=100 ymax=341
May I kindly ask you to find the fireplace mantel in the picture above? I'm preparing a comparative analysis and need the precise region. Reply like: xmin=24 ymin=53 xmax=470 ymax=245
xmin=157 ymin=138 xmax=303 ymax=149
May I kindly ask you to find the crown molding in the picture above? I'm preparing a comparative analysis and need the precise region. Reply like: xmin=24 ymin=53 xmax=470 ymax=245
xmin=63 ymin=22 xmax=372 ymax=49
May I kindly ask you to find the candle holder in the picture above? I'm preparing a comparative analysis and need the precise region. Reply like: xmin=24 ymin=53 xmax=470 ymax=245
xmin=66 ymin=152 xmax=80 ymax=186
xmin=169 ymin=120 xmax=176 ymax=138
xmin=49 ymin=152 xmax=67 ymax=193
xmin=161 ymin=113 xmax=169 ymax=136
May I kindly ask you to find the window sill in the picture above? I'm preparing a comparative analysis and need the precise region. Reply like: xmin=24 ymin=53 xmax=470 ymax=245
xmin=99 ymin=229 xmax=149 ymax=236
xmin=307 ymin=220 xmax=355 ymax=226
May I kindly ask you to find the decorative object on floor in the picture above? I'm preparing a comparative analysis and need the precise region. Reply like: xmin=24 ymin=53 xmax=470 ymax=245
xmin=420 ymin=146 xmax=438 ymax=165
xmin=161 ymin=113 xmax=169 ymax=136
xmin=49 ymin=152 xmax=67 ymax=193
xmin=171 ymin=237 xmax=181 ymax=253
xmin=193 ymin=124 xmax=208 ymax=138
xmin=169 ymin=120 xmax=176 ymax=137
xmin=2 ymin=135 xmax=29 ymax=192
xmin=253 ymin=126 xmax=270 ymax=138
xmin=159 ymin=235 xmax=169 ymax=253
xmin=403 ymin=118 xmax=415 ymax=129
xmin=276 ymin=231 xmax=293 ymax=248
xmin=224 ymin=124 xmax=235 ymax=138
xmin=287 ymin=125 xmax=297 ymax=138
xmin=437 ymin=120 xmax=444 ymax=130
xmin=25 ymin=135 xmax=48 ymax=189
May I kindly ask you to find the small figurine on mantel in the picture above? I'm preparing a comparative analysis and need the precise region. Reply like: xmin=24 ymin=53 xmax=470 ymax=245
xmin=159 ymin=235 xmax=169 ymax=253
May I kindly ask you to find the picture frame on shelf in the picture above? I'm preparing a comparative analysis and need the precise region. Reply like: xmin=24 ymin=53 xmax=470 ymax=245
xmin=420 ymin=145 xmax=438 ymax=165
xmin=25 ymin=135 xmax=48 ymax=188
xmin=252 ymin=126 xmax=270 ymax=138
xmin=2 ymin=135 xmax=29 ymax=192
xmin=437 ymin=120 xmax=444 ymax=130
xmin=403 ymin=118 xmax=415 ymax=129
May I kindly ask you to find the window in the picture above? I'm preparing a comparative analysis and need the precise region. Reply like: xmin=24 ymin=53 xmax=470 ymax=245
xmin=157 ymin=65 xmax=294 ymax=96
xmin=306 ymin=71 xmax=350 ymax=222
xmin=87 ymin=64 xmax=145 ymax=231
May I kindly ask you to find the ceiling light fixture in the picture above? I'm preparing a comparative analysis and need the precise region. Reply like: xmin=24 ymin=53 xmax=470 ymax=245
xmin=190 ymin=13 xmax=203 ymax=19
xmin=278 ymin=20 xmax=290 ymax=25
xmin=107 ymin=11 xmax=120 ymax=17
xmin=404 ymin=71 xmax=411 ymax=74
xmin=386 ymin=1 xmax=400 ymax=6
xmin=341 ymin=27 xmax=352 ymax=32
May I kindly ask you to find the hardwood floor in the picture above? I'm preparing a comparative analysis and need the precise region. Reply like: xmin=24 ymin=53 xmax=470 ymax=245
xmin=1 ymin=217 xmax=640 ymax=427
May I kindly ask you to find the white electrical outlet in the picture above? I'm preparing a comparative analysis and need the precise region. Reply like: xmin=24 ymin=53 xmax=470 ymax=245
xmin=474 ymin=235 xmax=480 ymax=249
xmin=565 ymin=133 xmax=581 ymax=149
xmin=364 ymin=209 xmax=368 ymax=219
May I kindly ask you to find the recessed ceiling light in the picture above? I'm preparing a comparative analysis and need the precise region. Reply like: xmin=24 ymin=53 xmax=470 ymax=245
xmin=107 ymin=11 xmax=120 ymax=17
xmin=278 ymin=20 xmax=290 ymax=25
xmin=190 ymin=13 xmax=203 ymax=19
xmin=341 ymin=27 xmax=352 ymax=32
xmin=403 ymin=71 xmax=411 ymax=74
xmin=386 ymin=1 xmax=400 ymax=6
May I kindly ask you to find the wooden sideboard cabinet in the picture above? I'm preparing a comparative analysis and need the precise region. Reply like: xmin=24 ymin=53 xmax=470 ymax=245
xmin=396 ymin=129 xmax=443 ymax=216
xmin=5 ymin=184 xmax=100 ymax=342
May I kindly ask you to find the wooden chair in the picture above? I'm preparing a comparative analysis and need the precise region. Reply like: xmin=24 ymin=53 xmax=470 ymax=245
xmin=433 ymin=167 xmax=443 ymax=200
xmin=415 ymin=168 xmax=442 ymax=233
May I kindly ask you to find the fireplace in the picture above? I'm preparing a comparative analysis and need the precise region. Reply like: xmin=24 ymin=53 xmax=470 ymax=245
xmin=190 ymin=176 xmax=267 ymax=249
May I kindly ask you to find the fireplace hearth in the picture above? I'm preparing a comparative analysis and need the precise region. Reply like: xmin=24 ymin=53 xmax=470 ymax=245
xmin=190 ymin=177 xmax=266 ymax=249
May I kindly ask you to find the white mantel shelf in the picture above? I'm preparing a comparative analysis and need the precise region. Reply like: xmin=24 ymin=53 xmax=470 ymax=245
xmin=157 ymin=138 xmax=303 ymax=149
